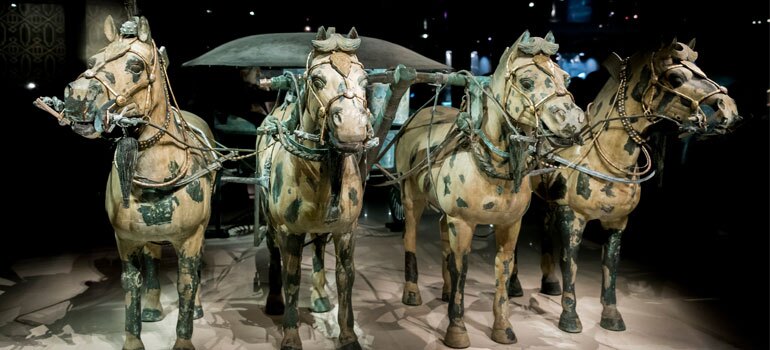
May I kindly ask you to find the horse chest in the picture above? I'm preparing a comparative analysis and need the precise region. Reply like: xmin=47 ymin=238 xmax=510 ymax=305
xmin=427 ymin=158 xmax=531 ymax=222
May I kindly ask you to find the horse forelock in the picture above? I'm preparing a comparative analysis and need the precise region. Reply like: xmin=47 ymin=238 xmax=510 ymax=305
xmin=329 ymin=52 xmax=352 ymax=77
xmin=312 ymin=33 xmax=361 ymax=53
xmin=518 ymin=37 xmax=559 ymax=56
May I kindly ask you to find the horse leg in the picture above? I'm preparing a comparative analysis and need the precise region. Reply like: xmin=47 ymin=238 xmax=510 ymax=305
xmin=193 ymin=263 xmax=204 ymax=320
xmin=402 ymin=181 xmax=426 ymax=306
xmin=141 ymin=242 xmax=164 ymax=322
xmin=116 ymin=238 xmax=146 ymax=350
xmin=310 ymin=233 xmax=332 ymax=313
xmin=554 ymin=205 xmax=587 ymax=333
xmin=279 ymin=233 xmax=306 ymax=350
xmin=598 ymin=218 xmax=627 ymax=331
xmin=506 ymin=245 xmax=523 ymax=298
xmin=171 ymin=228 xmax=204 ymax=350
xmin=540 ymin=210 xmax=562 ymax=295
xmin=440 ymin=214 xmax=451 ymax=302
xmin=491 ymin=221 xmax=521 ymax=344
xmin=443 ymin=217 xmax=473 ymax=349
xmin=333 ymin=231 xmax=361 ymax=350
xmin=265 ymin=227 xmax=285 ymax=315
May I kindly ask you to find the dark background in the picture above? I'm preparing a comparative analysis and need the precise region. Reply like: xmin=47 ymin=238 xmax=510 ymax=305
xmin=1 ymin=0 xmax=768 ymax=348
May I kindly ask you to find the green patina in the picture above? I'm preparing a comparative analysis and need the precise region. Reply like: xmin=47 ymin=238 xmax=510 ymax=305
xmin=623 ymin=137 xmax=637 ymax=156
xmin=547 ymin=173 xmax=568 ymax=199
xmin=185 ymin=162 xmax=204 ymax=202
xmin=576 ymin=172 xmax=592 ymax=200
xmin=137 ymin=195 xmax=179 ymax=226
xmin=544 ymin=77 xmax=553 ymax=88
xmin=284 ymin=199 xmax=302 ymax=223
xmin=449 ymin=149 xmax=458 ymax=168
xmin=601 ymin=182 xmax=615 ymax=197
xmin=348 ymin=188 xmax=359 ymax=206
xmin=601 ymin=229 xmax=623 ymax=306
xmin=459 ymin=174 xmax=465 ymax=184
xmin=456 ymin=197 xmax=468 ymax=208
xmin=496 ymin=185 xmax=504 ymax=195
xmin=121 ymin=258 xmax=143 ymax=338
xmin=443 ymin=175 xmax=452 ymax=196
xmin=168 ymin=160 xmax=180 ymax=179
xmin=446 ymin=252 xmax=468 ymax=321
xmin=175 ymin=254 xmax=201 ymax=339
xmin=448 ymin=222 xmax=457 ymax=237
xmin=404 ymin=251 xmax=418 ymax=283
xmin=272 ymin=162 xmax=284 ymax=203
xmin=600 ymin=204 xmax=615 ymax=213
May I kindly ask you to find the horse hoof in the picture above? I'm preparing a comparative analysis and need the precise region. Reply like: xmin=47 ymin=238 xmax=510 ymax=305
xmin=122 ymin=336 xmax=145 ymax=350
xmin=172 ymin=339 xmax=195 ymax=350
xmin=141 ymin=308 xmax=164 ymax=322
xmin=540 ymin=280 xmax=562 ymax=296
xmin=193 ymin=306 xmax=204 ymax=320
xmin=311 ymin=297 xmax=332 ymax=313
xmin=401 ymin=288 xmax=422 ymax=306
xmin=507 ymin=276 xmax=523 ymax=298
xmin=441 ymin=291 xmax=450 ymax=302
xmin=491 ymin=327 xmax=517 ymax=344
xmin=338 ymin=340 xmax=362 ymax=350
xmin=444 ymin=324 xmax=470 ymax=349
xmin=558 ymin=311 xmax=583 ymax=333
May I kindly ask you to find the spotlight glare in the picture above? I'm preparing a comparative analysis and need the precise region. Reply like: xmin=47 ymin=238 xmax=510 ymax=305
xmin=26 ymin=82 xmax=36 ymax=90
xmin=633 ymin=14 xmax=638 ymax=19
xmin=421 ymin=33 xmax=429 ymax=39
xmin=304 ymin=25 xmax=312 ymax=32
xmin=205 ymin=9 xmax=212 ymax=14
xmin=487 ymin=36 xmax=492 ymax=41
xmin=249 ymin=11 xmax=254 ymax=16
xmin=11 ymin=3 xmax=17 ymax=8
xmin=528 ymin=2 xmax=535 ymax=8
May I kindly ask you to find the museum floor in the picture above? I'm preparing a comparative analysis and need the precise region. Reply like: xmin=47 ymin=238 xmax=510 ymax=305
xmin=0 ymin=190 xmax=754 ymax=350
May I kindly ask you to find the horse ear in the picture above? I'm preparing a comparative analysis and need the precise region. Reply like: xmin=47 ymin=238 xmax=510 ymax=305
xmin=159 ymin=46 xmax=170 ymax=69
xmin=104 ymin=15 xmax=117 ymax=42
xmin=545 ymin=31 xmax=555 ymax=43
xmin=670 ymin=37 xmax=678 ymax=47
xmin=687 ymin=38 xmax=696 ymax=49
xmin=519 ymin=30 xmax=531 ymax=43
xmin=138 ymin=16 xmax=151 ymax=42
xmin=348 ymin=27 xmax=359 ymax=39
xmin=316 ymin=26 xmax=327 ymax=40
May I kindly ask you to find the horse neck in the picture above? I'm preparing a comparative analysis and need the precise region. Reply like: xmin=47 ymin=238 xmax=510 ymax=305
xmin=134 ymin=73 xmax=188 ymax=171
xmin=586 ymin=53 xmax=655 ymax=171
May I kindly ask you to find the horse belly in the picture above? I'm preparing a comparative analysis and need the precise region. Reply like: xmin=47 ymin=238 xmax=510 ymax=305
xmin=570 ymin=178 xmax=640 ymax=221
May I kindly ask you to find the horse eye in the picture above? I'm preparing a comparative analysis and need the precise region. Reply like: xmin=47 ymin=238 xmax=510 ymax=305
xmin=667 ymin=72 xmax=685 ymax=88
xmin=519 ymin=78 xmax=534 ymax=90
xmin=128 ymin=61 xmax=144 ymax=74
xmin=312 ymin=77 xmax=325 ymax=89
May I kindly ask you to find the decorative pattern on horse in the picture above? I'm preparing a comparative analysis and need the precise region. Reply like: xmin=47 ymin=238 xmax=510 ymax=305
xmin=394 ymin=31 xmax=587 ymax=348
xmin=508 ymin=38 xmax=740 ymax=334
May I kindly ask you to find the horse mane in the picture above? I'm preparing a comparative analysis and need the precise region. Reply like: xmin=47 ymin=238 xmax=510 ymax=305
xmin=312 ymin=27 xmax=361 ymax=53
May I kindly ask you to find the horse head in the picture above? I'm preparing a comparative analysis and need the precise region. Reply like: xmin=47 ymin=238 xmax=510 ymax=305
xmin=494 ymin=30 xmax=586 ymax=149
xmin=304 ymin=26 xmax=372 ymax=154
xmin=63 ymin=16 xmax=164 ymax=139
xmin=644 ymin=38 xmax=740 ymax=135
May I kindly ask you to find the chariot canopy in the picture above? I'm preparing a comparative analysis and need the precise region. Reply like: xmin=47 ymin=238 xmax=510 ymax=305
xmin=182 ymin=32 xmax=452 ymax=71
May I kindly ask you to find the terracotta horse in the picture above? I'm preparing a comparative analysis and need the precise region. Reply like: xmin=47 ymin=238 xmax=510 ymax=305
xmin=395 ymin=31 xmax=586 ymax=348
xmin=507 ymin=39 xmax=741 ymax=333
xmin=256 ymin=27 xmax=374 ymax=350
xmin=57 ymin=16 xmax=217 ymax=350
